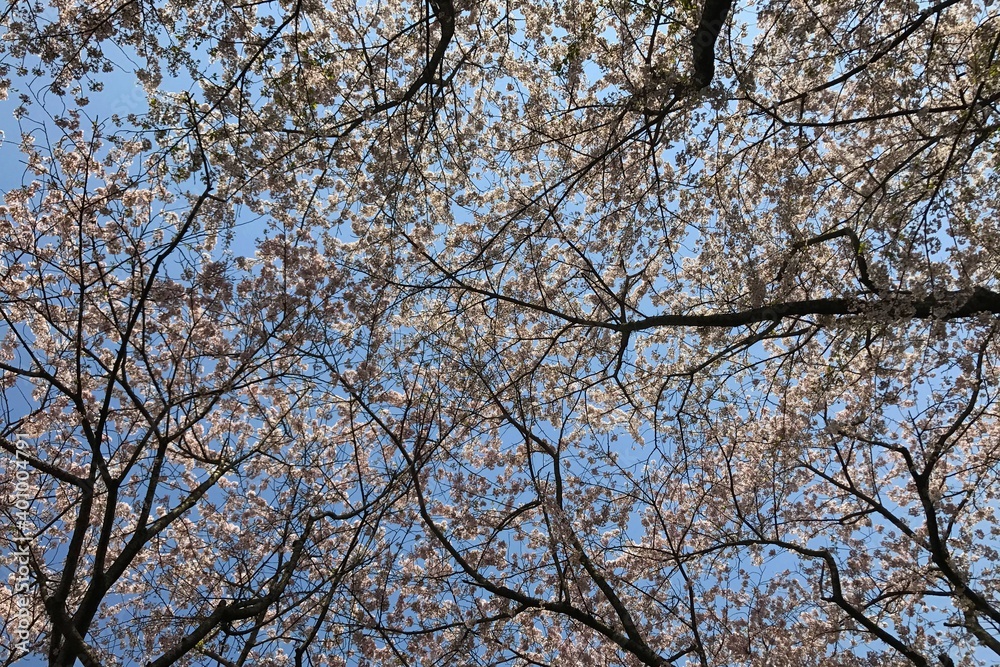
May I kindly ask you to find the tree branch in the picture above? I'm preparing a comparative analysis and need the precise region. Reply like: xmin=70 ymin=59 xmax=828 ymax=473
xmin=692 ymin=0 xmax=733 ymax=87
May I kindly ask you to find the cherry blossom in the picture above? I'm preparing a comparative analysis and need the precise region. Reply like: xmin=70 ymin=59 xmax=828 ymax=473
xmin=2 ymin=0 xmax=1000 ymax=664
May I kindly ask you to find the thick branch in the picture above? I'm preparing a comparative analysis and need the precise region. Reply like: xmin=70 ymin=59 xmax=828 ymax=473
xmin=620 ymin=287 xmax=1000 ymax=333
xmin=692 ymin=0 xmax=733 ymax=87
xmin=0 ymin=437 xmax=91 ymax=489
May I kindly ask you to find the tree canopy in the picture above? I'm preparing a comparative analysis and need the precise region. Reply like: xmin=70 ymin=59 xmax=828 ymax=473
xmin=2 ymin=0 xmax=1000 ymax=665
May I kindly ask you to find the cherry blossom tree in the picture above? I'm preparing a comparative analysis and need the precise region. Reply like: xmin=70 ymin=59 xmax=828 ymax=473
xmin=2 ymin=0 xmax=1000 ymax=665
